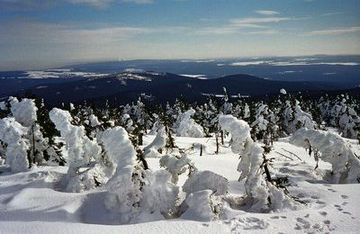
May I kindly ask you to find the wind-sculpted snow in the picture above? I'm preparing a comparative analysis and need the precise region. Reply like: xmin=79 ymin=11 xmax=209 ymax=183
xmin=291 ymin=128 xmax=360 ymax=183
xmin=0 ymin=118 xmax=29 ymax=172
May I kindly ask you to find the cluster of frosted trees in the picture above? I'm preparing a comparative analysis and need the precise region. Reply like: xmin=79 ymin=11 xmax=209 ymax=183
xmin=0 ymin=92 xmax=359 ymax=223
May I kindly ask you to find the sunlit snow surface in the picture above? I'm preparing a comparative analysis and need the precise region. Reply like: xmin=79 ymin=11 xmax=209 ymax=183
xmin=0 ymin=135 xmax=359 ymax=233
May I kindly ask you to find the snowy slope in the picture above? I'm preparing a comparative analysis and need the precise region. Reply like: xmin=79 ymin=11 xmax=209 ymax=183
xmin=0 ymin=135 xmax=359 ymax=234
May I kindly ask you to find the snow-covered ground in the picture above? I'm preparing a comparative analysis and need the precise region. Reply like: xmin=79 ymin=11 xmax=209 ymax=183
xmin=0 ymin=135 xmax=359 ymax=234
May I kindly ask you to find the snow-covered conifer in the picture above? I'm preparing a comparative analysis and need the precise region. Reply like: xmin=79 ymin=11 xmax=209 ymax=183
xmin=291 ymin=128 xmax=360 ymax=183
xmin=49 ymin=108 xmax=102 ymax=192
xmin=281 ymin=99 xmax=316 ymax=135
xmin=0 ymin=118 xmax=29 ymax=172
xmin=143 ymin=125 xmax=166 ymax=157
xmin=219 ymin=114 xmax=297 ymax=212
xmin=174 ymin=108 xmax=204 ymax=138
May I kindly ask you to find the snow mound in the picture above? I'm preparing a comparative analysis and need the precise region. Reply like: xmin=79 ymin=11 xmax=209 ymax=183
xmin=183 ymin=170 xmax=229 ymax=196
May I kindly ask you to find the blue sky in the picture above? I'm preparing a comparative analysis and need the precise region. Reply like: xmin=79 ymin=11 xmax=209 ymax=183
xmin=0 ymin=0 xmax=359 ymax=70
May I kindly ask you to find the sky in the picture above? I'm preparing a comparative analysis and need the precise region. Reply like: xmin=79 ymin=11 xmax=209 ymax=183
xmin=0 ymin=0 xmax=359 ymax=70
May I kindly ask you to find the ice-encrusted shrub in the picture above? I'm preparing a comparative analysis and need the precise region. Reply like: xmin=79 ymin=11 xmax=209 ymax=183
xmin=0 ymin=118 xmax=29 ymax=172
xmin=175 ymin=108 xmax=204 ymax=138
xmin=219 ymin=114 xmax=297 ymax=212
xmin=291 ymin=128 xmax=360 ymax=183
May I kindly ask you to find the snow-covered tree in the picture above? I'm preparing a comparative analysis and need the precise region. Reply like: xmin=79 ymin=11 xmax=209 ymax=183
xmin=174 ymin=108 xmax=204 ymax=138
xmin=0 ymin=118 xmax=30 ymax=172
xmin=219 ymin=114 xmax=297 ymax=212
xmin=143 ymin=125 xmax=166 ymax=158
xmin=102 ymin=126 xmax=179 ymax=223
xmin=251 ymin=102 xmax=279 ymax=143
xmin=49 ymin=108 xmax=102 ymax=192
xmin=280 ymin=99 xmax=316 ymax=135
xmin=291 ymin=128 xmax=360 ymax=183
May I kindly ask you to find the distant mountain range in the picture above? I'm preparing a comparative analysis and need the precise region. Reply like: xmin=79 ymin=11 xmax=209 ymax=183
xmin=1 ymin=70 xmax=358 ymax=107
xmin=0 ymin=55 xmax=359 ymax=106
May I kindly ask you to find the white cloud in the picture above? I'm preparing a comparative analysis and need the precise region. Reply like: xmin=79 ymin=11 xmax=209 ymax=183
xmin=306 ymin=26 xmax=360 ymax=36
xmin=229 ymin=17 xmax=290 ymax=28
xmin=320 ymin=12 xmax=343 ymax=17
xmin=246 ymin=30 xmax=278 ymax=35
xmin=195 ymin=16 xmax=290 ymax=35
xmin=255 ymin=10 xmax=280 ymax=16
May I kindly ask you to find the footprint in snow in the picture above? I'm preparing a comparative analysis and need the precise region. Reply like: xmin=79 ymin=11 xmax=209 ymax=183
xmin=323 ymin=220 xmax=330 ymax=225
xmin=230 ymin=217 xmax=269 ymax=231
xmin=341 ymin=195 xmax=349 ymax=199
xmin=294 ymin=217 xmax=311 ymax=230
xmin=319 ymin=211 xmax=327 ymax=217
xmin=327 ymin=188 xmax=336 ymax=193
